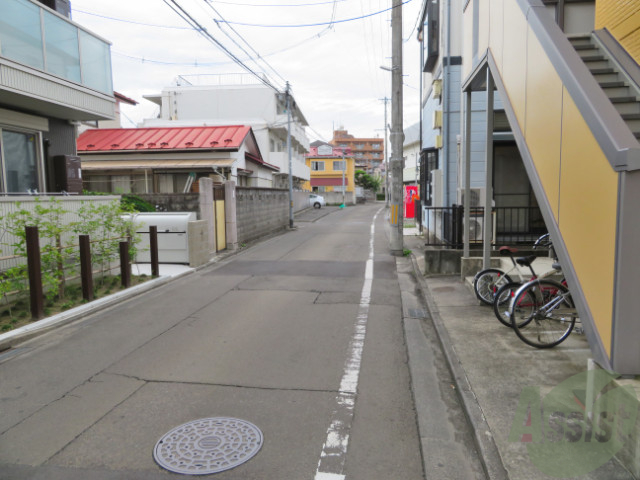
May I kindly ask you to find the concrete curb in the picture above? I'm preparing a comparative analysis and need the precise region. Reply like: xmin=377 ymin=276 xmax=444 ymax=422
xmin=0 ymin=269 xmax=196 ymax=352
xmin=0 ymin=225 xmax=287 ymax=352
xmin=407 ymin=253 xmax=510 ymax=480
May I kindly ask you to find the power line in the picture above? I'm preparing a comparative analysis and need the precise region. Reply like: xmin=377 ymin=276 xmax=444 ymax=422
xmin=74 ymin=6 xmax=336 ymax=68
xmin=202 ymin=0 xmax=287 ymax=87
xmin=212 ymin=0 xmax=348 ymax=6
xmin=160 ymin=0 xmax=280 ymax=92
xmin=218 ymin=0 xmax=415 ymax=28
xmin=112 ymin=50 xmax=223 ymax=66
xmin=73 ymin=9 xmax=193 ymax=29
xmin=307 ymin=125 xmax=329 ymax=143
xmin=404 ymin=2 xmax=422 ymax=42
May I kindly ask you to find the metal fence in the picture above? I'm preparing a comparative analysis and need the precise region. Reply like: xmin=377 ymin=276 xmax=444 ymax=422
xmin=0 ymin=196 xmax=120 ymax=271
xmin=422 ymin=206 xmax=546 ymax=247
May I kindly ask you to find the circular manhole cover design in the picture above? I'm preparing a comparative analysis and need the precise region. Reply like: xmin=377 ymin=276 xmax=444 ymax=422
xmin=153 ymin=417 xmax=263 ymax=475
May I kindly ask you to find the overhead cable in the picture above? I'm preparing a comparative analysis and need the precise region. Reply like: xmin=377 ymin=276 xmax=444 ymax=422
xmin=211 ymin=0 xmax=347 ymax=6
xmin=217 ymin=0 xmax=414 ymax=28
xmin=203 ymin=0 xmax=287 ymax=86
xmin=73 ymin=9 xmax=192 ymax=29
xmin=160 ymin=0 xmax=280 ymax=92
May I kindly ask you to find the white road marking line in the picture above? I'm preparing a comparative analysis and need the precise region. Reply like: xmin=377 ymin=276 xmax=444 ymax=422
xmin=315 ymin=208 xmax=382 ymax=480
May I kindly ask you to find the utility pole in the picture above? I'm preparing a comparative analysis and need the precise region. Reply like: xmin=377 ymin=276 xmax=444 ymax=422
xmin=381 ymin=97 xmax=390 ymax=207
xmin=286 ymin=82 xmax=294 ymax=228
xmin=389 ymin=0 xmax=404 ymax=255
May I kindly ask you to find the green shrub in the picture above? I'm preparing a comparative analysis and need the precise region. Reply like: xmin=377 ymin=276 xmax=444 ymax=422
xmin=121 ymin=194 xmax=155 ymax=212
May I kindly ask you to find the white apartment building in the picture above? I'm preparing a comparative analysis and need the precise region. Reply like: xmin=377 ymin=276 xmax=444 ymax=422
xmin=142 ymin=74 xmax=310 ymax=189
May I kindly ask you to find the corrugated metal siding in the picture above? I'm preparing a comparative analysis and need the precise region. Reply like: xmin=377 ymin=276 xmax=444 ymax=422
xmin=78 ymin=126 xmax=251 ymax=152
xmin=0 ymin=62 xmax=115 ymax=119
xmin=596 ymin=1 xmax=640 ymax=62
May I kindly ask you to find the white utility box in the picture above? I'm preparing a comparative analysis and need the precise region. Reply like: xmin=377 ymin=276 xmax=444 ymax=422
xmin=127 ymin=212 xmax=196 ymax=264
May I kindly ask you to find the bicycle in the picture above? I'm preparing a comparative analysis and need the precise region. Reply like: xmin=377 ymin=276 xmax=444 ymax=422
xmin=509 ymin=277 xmax=578 ymax=348
xmin=492 ymin=262 xmax=563 ymax=328
xmin=473 ymin=233 xmax=551 ymax=305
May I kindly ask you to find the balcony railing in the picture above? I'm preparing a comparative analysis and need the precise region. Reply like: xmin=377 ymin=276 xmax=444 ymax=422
xmin=0 ymin=0 xmax=113 ymax=94
xmin=422 ymin=206 xmax=546 ymax=248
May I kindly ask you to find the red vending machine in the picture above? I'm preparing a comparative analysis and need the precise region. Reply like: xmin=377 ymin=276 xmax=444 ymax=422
xmin=404 ymin=185 xmax=418 ymax=218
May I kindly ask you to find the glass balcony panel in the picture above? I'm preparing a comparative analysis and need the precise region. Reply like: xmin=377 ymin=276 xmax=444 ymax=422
xmin=44 ymin=10 xmax=80 ymax=83
xmin=0 ymin=0 xmax=44 ymax=70
xmin=79 ymin=29 xmax=113 ymax=94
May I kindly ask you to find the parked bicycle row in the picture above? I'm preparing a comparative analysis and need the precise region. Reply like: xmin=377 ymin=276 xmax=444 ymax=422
xmin=472 ymin=233 xmax=580 ymax=348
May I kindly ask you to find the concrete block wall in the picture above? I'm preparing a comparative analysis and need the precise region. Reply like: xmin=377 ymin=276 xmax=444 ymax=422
xmin=236 ymin=187 xmax=289 ymax=244
xmin=321 ymin=191 xmax=356 ymax=206
xmin=187 ymin=220 xmax=210 ymax=268
xmin=136 ymin=193 xmax=200 ymax=213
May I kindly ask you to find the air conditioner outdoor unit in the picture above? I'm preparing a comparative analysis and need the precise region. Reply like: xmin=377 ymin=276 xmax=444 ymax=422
xmin=431 ymin=169 xmax=443 ymax=207
xmin=433 ymin=79 xmax=442 ymax=99
xmin=459 ymin=187 xmax=486 ymax=208
xmin=465 ymin=216 xmax=484 ymax=243
xmin=464 ymin=211 xmax=496 ymax=244
xmin=432 ymin=110 xmax=443 ymax=129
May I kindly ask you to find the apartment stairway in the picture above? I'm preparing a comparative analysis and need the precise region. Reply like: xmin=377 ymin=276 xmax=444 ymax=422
xmin=569 ymin=34 xmax=640 ymax=141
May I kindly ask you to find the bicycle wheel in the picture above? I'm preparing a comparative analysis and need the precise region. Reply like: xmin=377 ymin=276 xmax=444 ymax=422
xmin=473 ymin=269 xmax=512 ymax=305
xmin=511 ymin=279 xmax=576 ymax=348
xmin=493 ymin=281 xmax=530 ymax=328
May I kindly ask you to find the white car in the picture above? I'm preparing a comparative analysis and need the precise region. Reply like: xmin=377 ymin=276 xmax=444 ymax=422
xmin=309 ymin=193 xmax=326 ymax=209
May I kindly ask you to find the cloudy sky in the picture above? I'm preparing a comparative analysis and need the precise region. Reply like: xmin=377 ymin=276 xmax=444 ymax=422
xmin=70 ymin=0 xmax=423 ymax=143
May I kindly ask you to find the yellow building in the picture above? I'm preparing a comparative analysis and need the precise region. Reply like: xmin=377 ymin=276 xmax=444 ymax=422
xmin=459 ymin=0 xmax=640 ymax=374
xmin=303 ymin=145 xmax=355 ymax=194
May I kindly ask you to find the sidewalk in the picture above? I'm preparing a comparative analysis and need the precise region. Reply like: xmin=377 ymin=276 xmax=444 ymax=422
xmin=403 ymin=234 xmax=635 ymax=480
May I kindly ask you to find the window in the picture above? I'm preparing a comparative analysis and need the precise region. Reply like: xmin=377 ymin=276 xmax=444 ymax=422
xmin=333 ymin=160 xmax=346 ymax=171
xmin=373 ymin=143 xmax=381 ymax=149
xmin=421 ymin=148 xmax=439 ymax=206
xmin=423 ymin=0 xmax=440 ymax=72
xmin=355 ymin=152 xmax=364 ymax=158
xmin=355 ymin=143 xmax=365 ymax=149
xmin=311 ymin=161 xmax=325 ymax=171
xmin=112 ymin=175 xmax=132 ymax=194
xmin=1 ymin=129 xmax=41 ymax=193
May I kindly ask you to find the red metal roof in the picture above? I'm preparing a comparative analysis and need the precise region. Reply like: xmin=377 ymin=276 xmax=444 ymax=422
xmin=310 ymin=178 xmax=349 ymax=186
xmin=113 ymin=91 xmax=138 ymax=105
xmin=77 ymin=126 xmax=252 ymax=153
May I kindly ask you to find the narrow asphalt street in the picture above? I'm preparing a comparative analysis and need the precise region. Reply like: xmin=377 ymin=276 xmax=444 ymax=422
xmin=0 ymin=203 xmax=483 ymax=479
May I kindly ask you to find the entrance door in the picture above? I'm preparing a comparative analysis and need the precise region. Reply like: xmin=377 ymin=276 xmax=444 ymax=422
xmin=213 ymin=186 xmax=226 ymax=251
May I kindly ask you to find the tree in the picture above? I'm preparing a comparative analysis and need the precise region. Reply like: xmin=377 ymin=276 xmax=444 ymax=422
xmin=354 ymin=170 xmax=382 ymax=192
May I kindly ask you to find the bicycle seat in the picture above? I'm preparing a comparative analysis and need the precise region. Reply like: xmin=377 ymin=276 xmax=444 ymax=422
xmin=499 ymin=246 xmax=518 ymax=256
xmin=516 ymin=255 xmax=537 ymax=267
xmin=552 ymin=262 xmax=562 ymax=271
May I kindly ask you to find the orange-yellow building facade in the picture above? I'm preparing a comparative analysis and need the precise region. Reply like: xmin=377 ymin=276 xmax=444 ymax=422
xmin=303 ymin=145 xmax=355 ymax=193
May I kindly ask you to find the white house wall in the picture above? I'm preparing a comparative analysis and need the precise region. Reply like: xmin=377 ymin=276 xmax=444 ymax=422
xmin=162 ymin=86 xmax=277 ymax=123
xmin=142 ymin=85 xmax=310 ymax=181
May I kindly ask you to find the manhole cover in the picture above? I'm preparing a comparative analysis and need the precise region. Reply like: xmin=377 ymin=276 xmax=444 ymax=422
xmin=153 ymin=417 xmax=263 ymax=475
